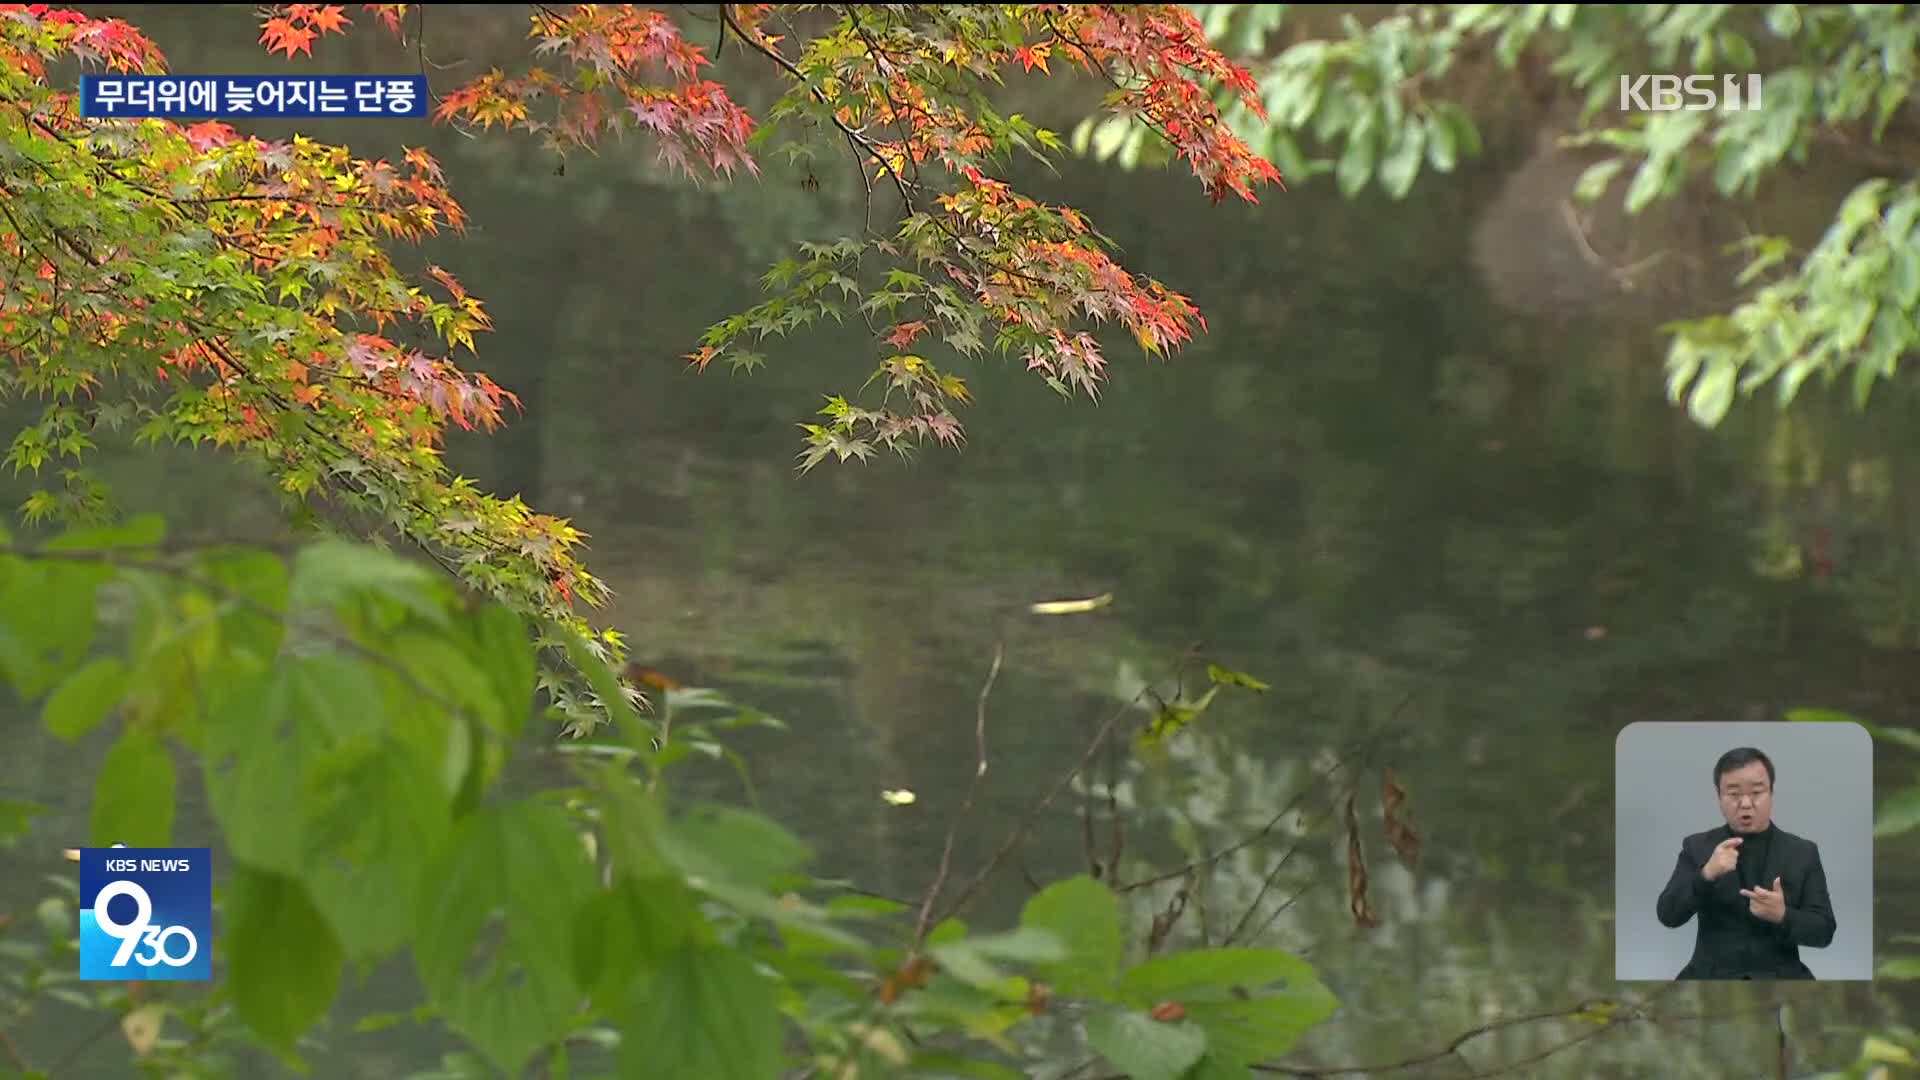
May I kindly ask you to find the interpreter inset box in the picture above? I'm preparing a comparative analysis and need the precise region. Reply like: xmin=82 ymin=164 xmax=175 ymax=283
xmin=1614 ymin=721 xmax=1873 ymax=981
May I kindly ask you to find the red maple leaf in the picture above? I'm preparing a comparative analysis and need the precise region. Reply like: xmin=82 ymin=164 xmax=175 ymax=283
xmin=303 ymin=4 xmax=350 ymax=34
xmin=260 ymin=16 xmax=317 ymax=58
xmin=1014 ymin=43 xmax=1051 ymax=74
xmin=362 ymin=4 xmax=408 ymax=36
xmin=883 ymin=320 xmax=928 ymax=349
xmin=182 ymin=120 xmax=236 ymax=151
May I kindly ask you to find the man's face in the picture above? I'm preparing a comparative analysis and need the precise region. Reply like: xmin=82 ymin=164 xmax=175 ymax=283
xmin=1717 ymin=760 xmax=1774 ymax=833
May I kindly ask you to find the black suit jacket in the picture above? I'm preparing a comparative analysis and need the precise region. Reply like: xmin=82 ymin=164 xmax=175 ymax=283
xmin=1654 ymin=823 xmax=1837 ymax=980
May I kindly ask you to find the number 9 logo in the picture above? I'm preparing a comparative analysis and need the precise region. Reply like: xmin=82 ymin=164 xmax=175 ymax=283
xmin=94 ymin=880 xmax=198 ymax=968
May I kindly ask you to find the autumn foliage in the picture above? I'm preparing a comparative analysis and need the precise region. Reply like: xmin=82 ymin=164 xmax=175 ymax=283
xmin=0 ymin=3 xmax=1281 ymax=729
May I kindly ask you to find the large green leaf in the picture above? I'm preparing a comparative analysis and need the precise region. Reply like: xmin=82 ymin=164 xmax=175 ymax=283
xmin=928 ymin=927 xmax=1066 ymax=997
xmin=203 ymin=655 xmax=385 ymax=872
xmin=590 ymin=763 xmax=671 ymax=879
xmin=466 ymin=604 xmax=536 ymax=739
xmin=118 ymin=577 xmax=222 ymax=739
xmin=288 ymin=540 xmax=447 ymax=626
xmin=572 ymin=875 xmax=699 ymax=1006
xmin=413 ymin=799 xmax=600 ymax=1076
xmin=41 ymin=655 xmax=126 ymax=741
xmin=1084 ymin=1007 xmax=1208 ymax=1080
xmin=391 ymin=631 xmax=509 ymax=737
xmin=89 ymin=726 xmax=174 ymax=847
xmin=1019 ymin=874 xmax=1122 ymax=997
xmin=0 ymin=562 xmax=101 ymax=698
xmin=195 ymin=547 xmax=290 ymax=660
xmin=1118 ymin=949 xmax=1339 ymax=1064
xmin=299 ymin=740 xmax=452 ymax=964
xmin=659 ymin=802 xmax=812 ymax=891
xmin=620 ymin=943 xmax=784 ymax=1080
xmin=224 ymin=866 xmax=344 ymax=1056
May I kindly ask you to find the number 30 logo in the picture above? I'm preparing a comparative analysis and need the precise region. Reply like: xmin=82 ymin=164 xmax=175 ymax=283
xmin=94 ymin=880 xmax=199 ymax=968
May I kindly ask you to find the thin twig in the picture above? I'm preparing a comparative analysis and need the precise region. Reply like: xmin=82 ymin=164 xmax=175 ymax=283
xmin=717 ymin=4 xmax=918 ymax=210
xmin=934 ymin=649 xmax=1198 ymax=926
xmin=1223 ymin=838 xmax=1304 ymax=946
xmin=909 ymin=641 xmax=1003 ymax=950
xmin=0 ymin=1027 xmax=27 ymax=1073
xmin=1117 ymin=690 xmax=1415 ymax=893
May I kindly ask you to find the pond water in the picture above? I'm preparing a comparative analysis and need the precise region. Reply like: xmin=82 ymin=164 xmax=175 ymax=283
xmin=4 ymin=8 xmax=1918 ymax=1078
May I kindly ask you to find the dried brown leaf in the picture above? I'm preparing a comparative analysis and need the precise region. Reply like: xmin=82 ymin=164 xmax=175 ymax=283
xmin=1345 ymin=793 xmax=1379 ymax=929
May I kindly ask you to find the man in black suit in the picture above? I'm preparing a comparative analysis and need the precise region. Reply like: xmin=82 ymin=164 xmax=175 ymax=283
xmin=1655 ymin=746 xmax=1838 ymax=979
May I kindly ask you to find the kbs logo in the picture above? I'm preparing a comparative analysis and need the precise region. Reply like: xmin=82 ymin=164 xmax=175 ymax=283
xmin=78 ymin=846 xmax=212 ymax=981
xmin=1618 ymin=74 xmax=1764 ymax=112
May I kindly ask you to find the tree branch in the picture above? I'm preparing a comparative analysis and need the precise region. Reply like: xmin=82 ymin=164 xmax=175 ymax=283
xmin=909 ymin=640 xmax=1003 ymax=951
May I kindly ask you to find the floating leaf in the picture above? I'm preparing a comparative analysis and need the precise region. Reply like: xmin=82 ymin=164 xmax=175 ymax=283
xmin=1030 ymin=593 xmax=1113 ymax=615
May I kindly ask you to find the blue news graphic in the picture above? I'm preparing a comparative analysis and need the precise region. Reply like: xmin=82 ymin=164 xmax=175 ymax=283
xmin=78 ymin=75 xmax=429 ymax=120
xmin=78 ymin=846 xmax=212 ymax=982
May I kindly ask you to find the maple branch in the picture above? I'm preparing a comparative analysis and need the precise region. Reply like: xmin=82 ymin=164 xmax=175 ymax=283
xmin=908 ymin=640 xmax=1003 ymax=952
xmin=837 ymin=4 xmax=925 ymax=189
xmin=717 ymin=3 xmax=917 ymax=211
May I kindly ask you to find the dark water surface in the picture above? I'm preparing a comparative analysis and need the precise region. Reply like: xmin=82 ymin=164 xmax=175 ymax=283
xmin=4 ymin=8 xmax=1918 ymax=1078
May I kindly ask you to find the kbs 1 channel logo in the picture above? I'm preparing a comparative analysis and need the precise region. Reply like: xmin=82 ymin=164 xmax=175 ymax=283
xmin=78 ymin=846 xmax=212 ymax=981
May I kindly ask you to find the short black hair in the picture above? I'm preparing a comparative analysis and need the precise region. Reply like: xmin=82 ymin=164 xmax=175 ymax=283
xmin=1714 ymin=747 xmax=1775 ymax=789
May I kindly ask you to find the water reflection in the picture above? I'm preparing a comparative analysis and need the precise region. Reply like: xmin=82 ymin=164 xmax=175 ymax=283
xmin=4 ymin=6 xmax=1920 ymax=1076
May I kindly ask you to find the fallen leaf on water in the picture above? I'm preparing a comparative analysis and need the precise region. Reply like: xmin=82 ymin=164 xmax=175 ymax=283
xmin=881 ymin=789 xmax=916 ymax=806
xmin=1584 ymin=626 xmax=1607 ymax=640
xmin=63 ymin=848 xmax=80 ymax=862
xmin=1029 ymin=593 xmax=1113 ymax=615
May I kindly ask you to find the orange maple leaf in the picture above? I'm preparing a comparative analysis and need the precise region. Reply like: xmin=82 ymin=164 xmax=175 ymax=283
xmin=182 ymin=120 xmax=236 ymax=150
xmin=306 ymin=5 xmax=351 ymax=34
xmin=1015 ymin=43 xmax=1052 ymax=74
xmin=261 ymin=17 xmax=318 ymax=58
xmin=884 ymin=320 xmax=928 ymax=349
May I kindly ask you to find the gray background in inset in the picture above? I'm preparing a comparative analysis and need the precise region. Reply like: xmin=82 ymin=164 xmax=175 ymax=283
xmin=1614 ymin=721 xmax=1874 ymax=981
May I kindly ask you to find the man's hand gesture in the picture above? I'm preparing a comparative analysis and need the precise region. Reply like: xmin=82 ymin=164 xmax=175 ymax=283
xmin=1740 ymin=876 xmax=1788 ymax=924
xmin=1702 ymin=836 xmax=1742 ymax=882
